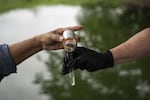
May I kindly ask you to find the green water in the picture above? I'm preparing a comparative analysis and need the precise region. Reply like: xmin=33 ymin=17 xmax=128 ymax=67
xmin=1 ymin=0 xmax=150 ymax=100
xmin=37 ymin=2 xmax=150 ymax=100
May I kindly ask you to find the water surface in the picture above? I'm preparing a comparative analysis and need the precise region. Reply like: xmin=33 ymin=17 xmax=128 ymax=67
xmin=0 ymin=5 xmax=80 ymax=100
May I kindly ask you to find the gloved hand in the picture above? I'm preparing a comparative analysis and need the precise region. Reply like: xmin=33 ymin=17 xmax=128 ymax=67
xmin=62 ymin=47 xmax=114 ymax=75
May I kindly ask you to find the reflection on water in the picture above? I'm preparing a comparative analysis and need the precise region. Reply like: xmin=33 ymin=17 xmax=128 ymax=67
xmin=1 ymin=3 xmax=150 ymax=100
xmin=35 ymin=3 xmax=150 ymax=100
xmin=0 ymin=5 xmax=80 ymax=100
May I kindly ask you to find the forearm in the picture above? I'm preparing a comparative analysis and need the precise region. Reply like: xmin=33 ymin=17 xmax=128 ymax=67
xmin=8 ymin=35 xmax=42 ymax=65
xmin=7 ymin=26 xmax=83 ymax=65
xmin=110 ymin=28 xmax=150 ymax=64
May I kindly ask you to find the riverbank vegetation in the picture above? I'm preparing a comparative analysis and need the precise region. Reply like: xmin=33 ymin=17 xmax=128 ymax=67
xmin=0 ymin=0 xmax=123 ymax=13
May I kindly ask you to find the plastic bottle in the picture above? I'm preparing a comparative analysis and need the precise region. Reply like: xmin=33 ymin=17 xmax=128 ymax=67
xmin=63 ymin=30 xmax=77 ymax=52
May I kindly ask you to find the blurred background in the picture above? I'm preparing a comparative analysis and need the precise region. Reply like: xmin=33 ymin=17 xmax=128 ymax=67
xmin=0 ymin=0 xmax=150 ymax=100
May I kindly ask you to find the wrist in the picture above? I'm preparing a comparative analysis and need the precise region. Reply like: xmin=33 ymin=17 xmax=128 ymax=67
xmin=33 ymin=34 xmax=43 ymax=51
xmin=103 ymin=50 xmax=114 ymax=67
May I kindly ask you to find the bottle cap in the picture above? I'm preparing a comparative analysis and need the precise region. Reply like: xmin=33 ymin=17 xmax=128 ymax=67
xmin=63 ymin=30 xmax=75 ymax=39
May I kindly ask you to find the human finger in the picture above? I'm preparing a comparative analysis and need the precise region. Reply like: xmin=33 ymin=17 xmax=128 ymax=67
xmin=55 ymin=25 xmax=83 ymax=35
xmin=63 ymin=25 xmax=83 ymax=31
xmin=43 ymin=42 xmax=63 ymax=50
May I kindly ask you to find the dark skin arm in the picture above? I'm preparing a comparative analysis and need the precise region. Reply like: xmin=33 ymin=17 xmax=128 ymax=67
xmin=9 ymin=25 xmax=83 ymax=65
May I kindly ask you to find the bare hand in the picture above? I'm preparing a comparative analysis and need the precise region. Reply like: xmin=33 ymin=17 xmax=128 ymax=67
xmin=39 ymin=25 xmax=83 ymax=50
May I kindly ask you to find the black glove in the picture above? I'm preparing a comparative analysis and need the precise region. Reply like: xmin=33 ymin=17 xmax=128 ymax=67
xmin=62 ymin=47 xmax=114 ymax=75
